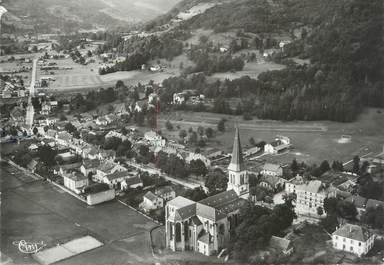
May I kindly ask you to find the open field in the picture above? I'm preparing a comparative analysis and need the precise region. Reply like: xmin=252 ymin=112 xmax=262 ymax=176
xmin=211 ymin=60 xmax=285 ymax=81
xmin=0 ymin=162 xmax=158 ymax=265
xmin=159 ymin=108 xmax=384 ymax=165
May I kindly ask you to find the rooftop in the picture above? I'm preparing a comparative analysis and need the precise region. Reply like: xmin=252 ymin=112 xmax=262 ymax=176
xmin=105 ymin=170 xmax=134 ymax=181
xmin=262 ymin=163 xmax=282 ymax=172
xmin=333 ymin=224 xmax=373 ymax=242
xmin=144 ymin=191 xmax=159 ymax=202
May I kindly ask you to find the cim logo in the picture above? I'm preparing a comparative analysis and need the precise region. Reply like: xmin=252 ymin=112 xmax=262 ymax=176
xmin=13 ymin=240 xmax=46 ymax=254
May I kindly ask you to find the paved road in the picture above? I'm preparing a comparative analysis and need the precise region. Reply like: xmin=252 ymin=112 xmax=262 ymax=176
xmin=29 ymin=58 xmax=38 ymax=97
xmin=125 ymin=160 xmax=202 ymax=189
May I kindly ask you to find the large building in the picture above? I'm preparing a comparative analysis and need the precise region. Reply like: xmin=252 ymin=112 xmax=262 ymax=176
xmin=285 ymin=176 xmax=336 ymax=216
xmin=332 ymin=223 xmax=375 ymax=257
xmin=165 ymin=128 xmax=249 ymax=256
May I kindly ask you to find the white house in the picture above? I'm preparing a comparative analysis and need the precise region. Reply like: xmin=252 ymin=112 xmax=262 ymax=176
xmin=102 ymin=170 xmax=133 ymax=189
xmin=264 ymin=136 xmax=291 ymax=154
xmin=260 ymin=163 xmax=283 ymax=177
xmin=332 ymin=224 xmax=375 ymax=257
xmin=94 ymin=161 xmax=126 ymax=182
xmin=80 ymin=159 xmax=100 ymax=177
xmin=121 ymin=176 xmax=143 ymax=190
xmin=105 ymin=130 xmax=128 ymax=141
xmin=173 ymin=92 xmax=186 ymax=105
xmin=140 ymin=191 xmax=164 ymax=212
xmin=185 ymin=152 xmax=211 ymax=167
xmin=145 ymin=130 xmax=166 ymax=147
xmin=155 ymin=186 xmax=176 ymax=202
xmin=63 ymin=172 xmax=89 ymax=194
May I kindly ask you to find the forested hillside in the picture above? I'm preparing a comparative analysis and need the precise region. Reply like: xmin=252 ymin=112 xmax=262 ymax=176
xmin=151 ymin=0 xmax=383 ymax=122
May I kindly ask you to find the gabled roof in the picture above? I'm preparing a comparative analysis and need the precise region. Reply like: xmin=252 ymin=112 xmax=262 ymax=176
xmin=156 ymin=186 xmax=174 ymax=195
xmin=105 ymin=170 xmax=133 ymax=181
xmin=262 ymin=163 xmax=282 ymax=172
xmin=144 ymin=191 xmax=159 ymax=202
xmin=198 ymin=231 xmax=210 ymax=244
xmin=228 ymin=127 xmax=245 ymax=172
xmin=175 ymin=203 xmax=196 ymax=221
xmin=123 ymin=176 xmax=142 ymax=186
xmin=199 ymin=190 xmax=238 ymax=209
xmin=83 ymin=183 xmax=110 ymax=195
xmin=260 ymin=175 xmax=286 ymax=187
xmin=298 ymin=180 xmax=323 ymax=193
xmin=333 ymin=224 xmax=373 ymax=242
xmin=97 ymin=161 xmax=117 ymax=172
xmin=64 ymin=171 xmax=87 ymax=182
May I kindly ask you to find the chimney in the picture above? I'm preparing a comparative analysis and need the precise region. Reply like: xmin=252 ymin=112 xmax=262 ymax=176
xmin=349 ymin=225 xmax=353 ymax=233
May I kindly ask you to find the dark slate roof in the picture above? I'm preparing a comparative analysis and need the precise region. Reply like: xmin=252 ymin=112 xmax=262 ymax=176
xmin=270 ymin=236 xmax=292 ymax=251
xmin=198 ymin=231 xmax=210 ymax=244
xmin=124 ymin=176 xmax=142 ymax=186
xmin=345 ymin=195 xmax=367 ymax=209
xmin=228 ymin=127 xmax=245 ymax=172
xmin=82 ymin=159 xmax=100 ymax=169
xmin=175 ymin=203 xmax=196 ymax=222
xmin=333 ymin=224 xmax=373 ymax=242
xmin=199 ymin=190 xmax=238 ymax=209
xmin=105 ymin=170 xmax=133 ymax=181
xmin=190 ymin=216 xmax=202 ymax=226
xmin=83 ymin=183 xmax=110 ymax=195
xmin=155 ymin=186 xmax=174 ymax=195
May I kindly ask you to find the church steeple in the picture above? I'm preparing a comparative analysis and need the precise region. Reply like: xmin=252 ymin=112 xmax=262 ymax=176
xmin=228 ymin=127 xmax=244 ymax=172
xmin=227 ymin=127 xmax=249 ymax=198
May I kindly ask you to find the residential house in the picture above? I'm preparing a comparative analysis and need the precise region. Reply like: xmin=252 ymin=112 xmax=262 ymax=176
xmin=332 ymin=223 xmax=375 ymax=257
xmin=140 ymin=191 xmax=164 ymax=212
xmin=10 ymin=106 xmax=25 ymax=124
xmin=244 ymin=146 xmax=261 ymax=157
xmin=63 ymin=171 xmax=89 ymax=194
xmin=94 ymin=161 xmax=126 ymax=182
xmin=145 ymin=130 xmax=166 ymax=147
xmin=260 ymin=163 xmax=283 ymax=177
xmin=133 ymin=100 xmax=147 ymax=113
xmin=285 ymin=177 xmax=337 ymax=216
xmin=114 ymin=103 xmax=129 ymax=116
xmin=99 ymin=150 xmax=116 ymax=161
xmin=264 ymin=136 xmax=291 ymax=154
xmin=121 ymin=176 xmax=143 ymax=190
xmin=102 ymin=170 xmax=135 ymax=189
xmin=105 ymin=114 xmax=118 ymax=124
xmin=95 ymin=117 xmax=108 ymax=126
xmin=259 ymin=175 xmax=286 ymax=192
xmin=56 ymin=131 xmax=73 ymax=146
xmin=40 ymin=101 xmax=51 ymax=115
xmin=105 ymin=130 xmax=128 ymax=141
xmin=80 ymin=159 xmax=100 ymax=177
xmin=173 ymin=92 xmax=186 ymax=105
xmin=155 ymin=186 xmax=176 ymax=202
xmin=185 ymin=152 xmax=211 ymax=167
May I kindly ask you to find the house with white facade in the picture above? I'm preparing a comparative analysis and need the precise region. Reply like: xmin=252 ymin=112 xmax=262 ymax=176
xmin=140 ymin=191 xmax=164 ymax=212
xmin=145 ymin=130 xmax=166 ymax=147
xmin=332 ymin=224 xmax=375 ymax=257
xmin=80 ymin=159 xmax=100 ymax=177
xmin=63 ymin=172 xmax=89 ymax=194
xmin=102 ymin=170 xmax=135 ymax=189
xmin=260 ymin=163 xmax=283 ymax=177
xmin=155 ymin=186 xmax=176 ymax=202
xmin=285 ymin=176 xmax=337 ymax=217
xmin=264 ymin=136 xmax=291 ymax=154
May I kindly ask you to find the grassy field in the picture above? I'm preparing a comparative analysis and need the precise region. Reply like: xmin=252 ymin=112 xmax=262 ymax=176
xmin=1 ymin=162 xmax=158 ymax=265
xmin=159 ymin=108 xmax=384 ymax=165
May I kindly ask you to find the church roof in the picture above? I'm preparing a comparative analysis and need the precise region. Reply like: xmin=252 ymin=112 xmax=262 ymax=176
xmin=228 ymin=127 xmax=244 ymax=172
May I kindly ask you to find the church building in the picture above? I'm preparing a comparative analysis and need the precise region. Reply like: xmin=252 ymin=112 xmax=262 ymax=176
xmin=165 ymin=128 xmax=249 ymax=256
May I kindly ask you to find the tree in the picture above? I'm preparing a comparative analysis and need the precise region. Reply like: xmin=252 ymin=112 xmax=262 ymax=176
xmin=332 ymin=160 xmax=344 ymax=171
xmin=189 ymin=159 xmax=208 ymax=176
xmin=37 ymin=145 xmax=57 ymax=167
xmin=249 ymin=137 xmax=256 ymax=146
xmin=217 ymin=118 xmax=226 ymax=132
xmin=188 ymin=131 xmax=198 ymax=145
xmin=291 ymin=159 xmax=299 ymax=173
xmin=336 ymin=201 xmax=358 ymax=220
xmin=197 ymin=126 xmax=205 ymax=136
xmin=165 ymin=120 xmax=173 ymax=131
xmin=183 ymin=187 xmax=207 ymax=201
xmin=352 ymin=155 xmax=360 ymax=174
xmin=319 ymin=160 xmax=331 ymax=174
xmin=205 ymin=170 xmax=227 ymax=195
xmin=179 ymin=129 xmax=187 ymax=140
xmin=205 ymin=127 xmax=214 ymax=138
xmin=317 ymin=207 xmax=324 ymax=216
xmin=33 ymin=127 xmax=38 ymax=135
xmin=320 ymin=214 xmax=339 ymax=233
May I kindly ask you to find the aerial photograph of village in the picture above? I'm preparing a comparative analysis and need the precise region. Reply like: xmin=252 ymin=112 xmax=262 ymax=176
xmin=0 ymin=0 xmax=383 ymax=264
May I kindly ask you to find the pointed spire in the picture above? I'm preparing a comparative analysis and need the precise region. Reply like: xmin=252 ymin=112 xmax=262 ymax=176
xmin=228 ymin=127 xmax=244 ymax=172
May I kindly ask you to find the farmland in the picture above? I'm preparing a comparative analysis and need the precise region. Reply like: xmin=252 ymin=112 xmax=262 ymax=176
xmin=159 ymin=108 xmax=384 ymax=165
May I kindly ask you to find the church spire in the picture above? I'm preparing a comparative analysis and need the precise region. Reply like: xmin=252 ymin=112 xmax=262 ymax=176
xmin=228 ymin=127 xmax=244 ymax=172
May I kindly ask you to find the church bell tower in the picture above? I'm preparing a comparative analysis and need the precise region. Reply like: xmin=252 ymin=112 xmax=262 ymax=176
xmin=227 ymin=127 xmax=249 ymax=198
